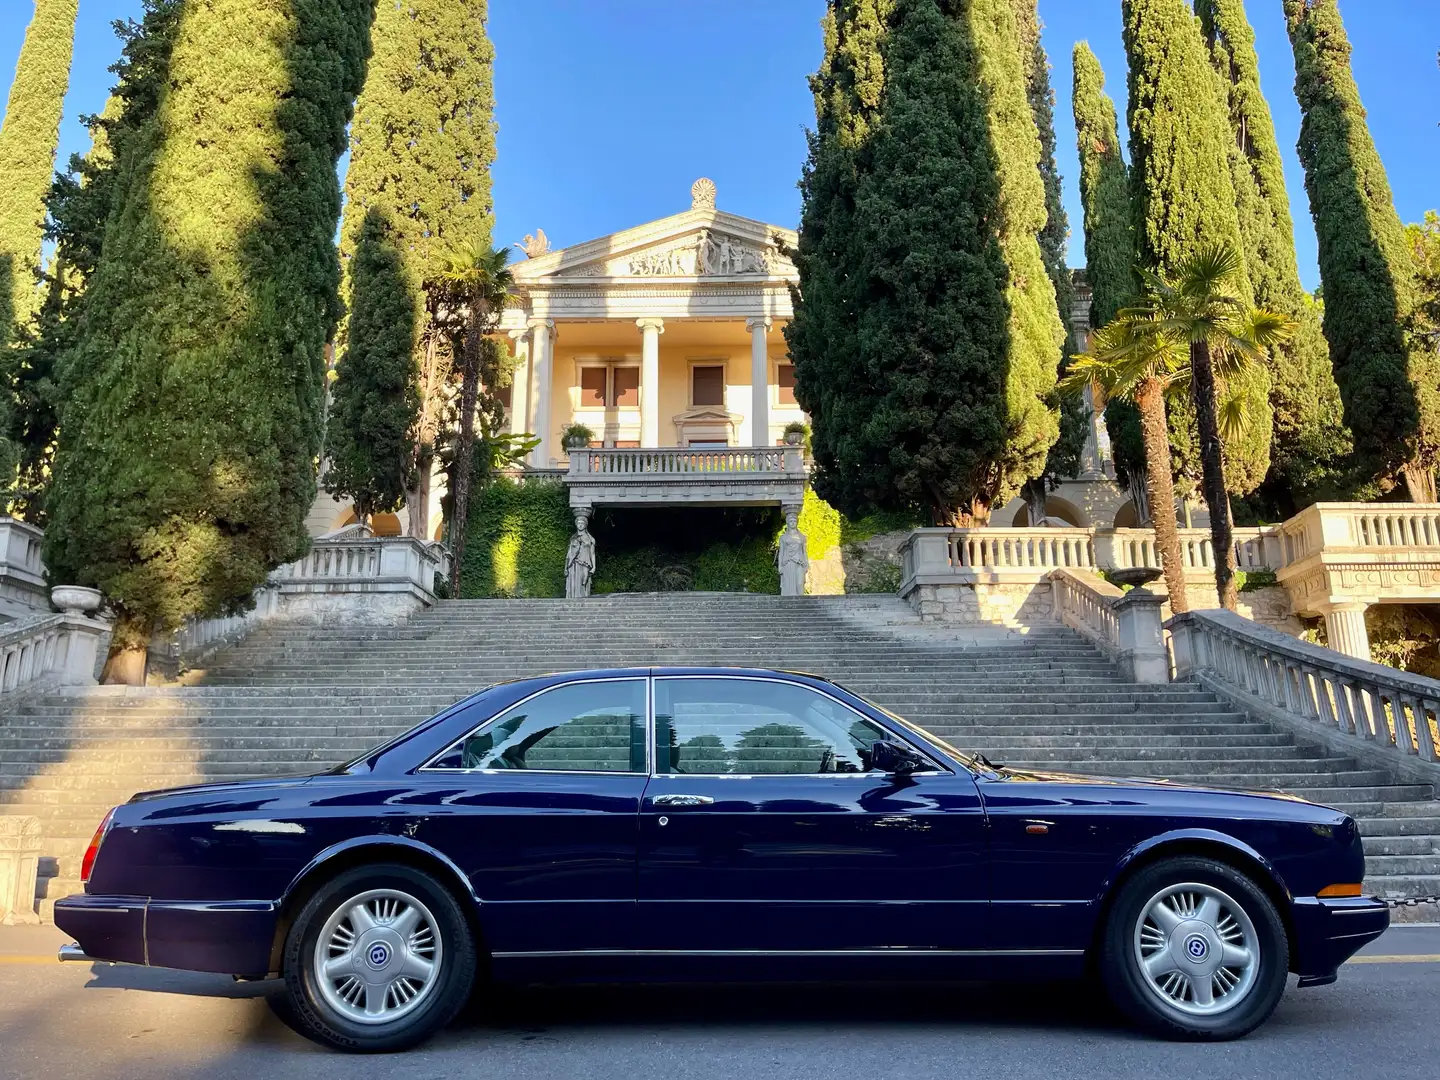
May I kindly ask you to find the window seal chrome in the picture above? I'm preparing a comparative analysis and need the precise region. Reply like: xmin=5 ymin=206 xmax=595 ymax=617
xmin=649 ymin=673 xmax=953 ymax=778
xmin=417 ymin=675 xmax=650 ymax=775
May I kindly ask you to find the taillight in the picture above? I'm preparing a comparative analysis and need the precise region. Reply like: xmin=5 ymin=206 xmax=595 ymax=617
xmin=80 ymin=808 xmax=116 ymax=886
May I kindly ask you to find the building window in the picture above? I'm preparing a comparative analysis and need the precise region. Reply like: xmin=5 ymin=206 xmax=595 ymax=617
xmin=776 ymin=363 xmax=797 ymax=406
xmin=578 ymin=362 xmax=640 ymax=408
xmin=692 ymin=364 xmax=726 ymax=407
xmin=495 ymin=382 xmax=513 ymax=410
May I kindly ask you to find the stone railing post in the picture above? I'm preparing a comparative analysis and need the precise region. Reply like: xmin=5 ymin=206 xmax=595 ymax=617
xmin=1113 ymin=588 xmax=1168 ymax=684
xmin=0 ymin=817 xmax=41 ymax=925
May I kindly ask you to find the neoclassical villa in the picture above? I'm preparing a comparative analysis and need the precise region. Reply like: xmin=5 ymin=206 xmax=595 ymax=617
xmin=306 ymin=178 xmax=1135 ymax=540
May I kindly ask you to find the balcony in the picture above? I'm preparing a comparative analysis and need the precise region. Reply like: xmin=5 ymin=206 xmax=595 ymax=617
xmin=564 ymin=445 xmax=808 ymax=510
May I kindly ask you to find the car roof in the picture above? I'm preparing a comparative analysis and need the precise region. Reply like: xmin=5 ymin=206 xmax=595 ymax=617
xmin=510 ymin=666 xmax=832 ymax=683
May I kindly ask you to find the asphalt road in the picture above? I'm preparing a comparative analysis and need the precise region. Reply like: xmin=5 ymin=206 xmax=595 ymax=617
xmin=1 ymin=924 xmax=1436 ymax=1080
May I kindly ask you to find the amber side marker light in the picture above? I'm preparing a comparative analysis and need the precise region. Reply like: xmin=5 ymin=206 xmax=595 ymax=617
xmin=1317 ymin=883 xmax=1364 ymax=898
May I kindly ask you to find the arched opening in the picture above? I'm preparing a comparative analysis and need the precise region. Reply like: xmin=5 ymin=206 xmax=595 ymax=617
xmin=1113 ymin=500 xmax=1142 ymax=530
xmin=1012 ymin=496 xmax=1086 ymax=528
xmin=333 ymin=509 xmax=403 ymax=536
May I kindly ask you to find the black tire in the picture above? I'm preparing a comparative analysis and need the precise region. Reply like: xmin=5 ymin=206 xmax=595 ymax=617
xmin=1100 ymin=856 xmax=1288 ymax=1041
xmin=273 ymin=863 xmax=478 ymax=1053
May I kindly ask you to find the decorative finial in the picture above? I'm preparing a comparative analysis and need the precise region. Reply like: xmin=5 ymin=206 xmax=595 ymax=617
xmin=691 ymin=178 xmax=717 ymax=211
xmin=515 ymin=228 xmax=550 ymax=259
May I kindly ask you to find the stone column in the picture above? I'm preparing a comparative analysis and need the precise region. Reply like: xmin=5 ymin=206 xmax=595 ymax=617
xmin=1113 ymin=588 xmax=1169 ymax=684
xmin=778 ymin=502 xmax=809 ymax=597
xmin=528 ymin=318 xmax=555 ymax=465
xmin=637 ymin=318 xmax=665 ymax=448
xmin=1318 ymin=602 xmax=1372 ymax=662
xmin=747 ymin=316 xmax=772 ymax=447
xmin=507 ymin=327 xmax=531 ymax=438
xmin=0 ymin=816 xmax=41 ymax=925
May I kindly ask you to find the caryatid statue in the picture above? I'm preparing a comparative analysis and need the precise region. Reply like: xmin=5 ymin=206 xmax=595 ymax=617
xmin=565 ymin=511 xmax=597 ymax=599
xmin=777 ymin=505 xmax=809 ymax=597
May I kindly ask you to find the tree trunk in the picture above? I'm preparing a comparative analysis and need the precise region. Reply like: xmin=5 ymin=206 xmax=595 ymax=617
xmin=1135 ymin=379 xmax=1189 ymax=614
xmin=406 ymin=443 xmax=432 ymax=540
xmin=100 ymin=610 xmax=150 ymax=686
xmin=1402 ymin=463 xmax=1438 ymax=503
xmin=1022 ymin=478 xmax=1048 ymax=527
xmin=1188 ymin=341 xmax=1238 ymax=611
xmin=449 ymin=314 xmax=482 ymax=595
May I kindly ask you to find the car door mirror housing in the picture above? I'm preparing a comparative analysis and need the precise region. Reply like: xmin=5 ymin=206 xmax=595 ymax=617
xmin=870 ymin=740 xmax=925 ymax=776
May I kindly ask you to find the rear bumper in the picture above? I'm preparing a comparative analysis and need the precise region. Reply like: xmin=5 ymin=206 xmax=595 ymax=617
xmin=53 ymin=893 xmax=279 ymax=977
xmin=1289 ymin=895 xmax=1390 ymax=979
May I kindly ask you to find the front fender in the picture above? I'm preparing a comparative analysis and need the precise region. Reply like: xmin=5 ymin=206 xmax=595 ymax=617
xmin=1098 ymin=827 xmax=1293 ymax=907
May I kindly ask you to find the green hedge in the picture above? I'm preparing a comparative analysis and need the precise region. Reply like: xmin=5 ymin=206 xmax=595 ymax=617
xmin=458 ymin=478 xmax=571 ymax=598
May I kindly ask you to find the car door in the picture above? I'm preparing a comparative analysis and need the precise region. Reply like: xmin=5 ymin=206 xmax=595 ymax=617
xmin=638 ymin=675 xmax=989 ymax=953
xmin=410 ymin=676 xmax=649 ymax=955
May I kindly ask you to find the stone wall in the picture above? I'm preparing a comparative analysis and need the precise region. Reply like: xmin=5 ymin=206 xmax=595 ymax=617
xmin=907 ymin=581 xmax=1055 ymax=627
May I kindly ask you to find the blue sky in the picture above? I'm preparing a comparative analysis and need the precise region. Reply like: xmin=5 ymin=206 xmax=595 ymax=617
xmin=3 ymin=0 xmax=1437 ymax=291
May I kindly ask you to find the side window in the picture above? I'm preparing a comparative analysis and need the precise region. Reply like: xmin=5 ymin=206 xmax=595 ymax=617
xmin=429 ymin=679 xmax=647 ymax=773
xmin=654 ymin=678 xmax=909 ymax=775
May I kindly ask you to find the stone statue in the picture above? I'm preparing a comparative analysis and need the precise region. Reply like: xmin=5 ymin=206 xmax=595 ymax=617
xmin=516 ymin=229 xmax=550 ymax=260
xmin=565 ymin=513 xmax=596 ymax=599
xmin=777 ymin=509 xmax=809 ymax=597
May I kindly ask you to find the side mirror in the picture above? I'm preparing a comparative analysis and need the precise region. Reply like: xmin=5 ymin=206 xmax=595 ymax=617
xmin=870 ymin=740 xmax=925 ymax=776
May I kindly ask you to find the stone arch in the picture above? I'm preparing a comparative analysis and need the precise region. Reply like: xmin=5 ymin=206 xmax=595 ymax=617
xmin=334 ymin=509 xmax=403 ymax=537
xmin=1113 ymin=501 xmax=1142 ymax=529
xmin=1012 ymin=495 xmax=1087 ymax=528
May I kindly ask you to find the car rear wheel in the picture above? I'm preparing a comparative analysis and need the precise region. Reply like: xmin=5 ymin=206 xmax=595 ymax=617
xmin=1101 ymin=856 xmax=1288 ymax=1040
xmin=275 ymin=863 xmax=477 ymax=1052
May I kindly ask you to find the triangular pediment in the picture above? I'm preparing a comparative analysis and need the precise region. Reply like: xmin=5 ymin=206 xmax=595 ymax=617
xmin=513 ymin=206 xmax=798 ymax=284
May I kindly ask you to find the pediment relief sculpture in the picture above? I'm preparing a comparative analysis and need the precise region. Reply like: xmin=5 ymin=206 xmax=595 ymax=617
xmin=563 ymin=229 xmax=795 ymax=280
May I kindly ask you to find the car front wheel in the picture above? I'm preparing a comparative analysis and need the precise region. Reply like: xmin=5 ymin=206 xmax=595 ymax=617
xmin=275 ymin=863 xmax=477 ymax=1052
xmin=1101 ymin=855 xmax=1288 ymax=1040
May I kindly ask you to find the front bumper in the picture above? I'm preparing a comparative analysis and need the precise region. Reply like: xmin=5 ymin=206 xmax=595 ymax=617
xmin=53 ymin=893 xmax=279 ymax=977
xmin=1290 ymin=895 xmax=1390 ymax=980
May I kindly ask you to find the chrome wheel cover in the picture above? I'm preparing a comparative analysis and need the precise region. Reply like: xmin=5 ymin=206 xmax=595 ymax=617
xmin=311 ymin=888 xmax=443 ymax=1026
xmin=1132 ymin=882 xmax=1259 ymax=1018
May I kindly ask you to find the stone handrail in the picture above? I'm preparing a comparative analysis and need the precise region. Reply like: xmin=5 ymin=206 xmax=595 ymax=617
xmin=1102 ymin=527 xmax=1278 ymax=576
xmin=900 ymin=527 xmax=1098 ymax=585
xmin=0 ymin=611 xmax=108 ymax=696
xmin=0 ymin=516 xmax=48 ymax=618
xmin=1168 ymin=608 xmax=1440 ymax=783
xmin=1051 ymin=568 xmax=1122 ymax=653
xmin=568 ymin=446 xmax=805 ymax=477
xmin=1051 ymin=568 xmax=1169 ymax=684
xmin=269 ymin=534 xmax=444 ymax=588
xmin=1277 ymin=502 xmax=1440 ymax=565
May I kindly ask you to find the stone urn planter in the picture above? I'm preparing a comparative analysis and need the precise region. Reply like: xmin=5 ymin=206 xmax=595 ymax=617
xmin=51 ymin=585 xmax=104 ymax=616
xmin=783 ymin=430 xmax=803 ymax=447
xmin=1108 ymin=567 xmax=1164 ymax=591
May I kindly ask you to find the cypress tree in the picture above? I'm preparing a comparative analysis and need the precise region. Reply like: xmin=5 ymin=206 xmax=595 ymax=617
xmin=339 ymin=0 xmax=495 ymax=539
xmin=1072 ymin=43 xmax=1146 ymax=504
xmin=325 ymin=209 xmax=421 ymax=524
xmin=1197 ymin=0 xmax=1351 ymax=510
xmin=789 ymin=0 xmax=1062 ymax=526
xmin=1013 ymin=0 xmax=1084 ymax=523
xmin=1284 ymin=0 xmax=1440 ymax=501
xmin=44 ymin=0 xmax=376 ymax=682
xmin=1124 ymin=0 xmax=1271 ymax=504
xmin=0 ymin=0 xmax=79 ymax=341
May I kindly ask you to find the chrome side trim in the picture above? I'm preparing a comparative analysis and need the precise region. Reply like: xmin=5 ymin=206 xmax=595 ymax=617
xmin=491 ymin=948 xmax=1085 ymax=959
xmin=58 ymin=943 xmax=93 ymax=963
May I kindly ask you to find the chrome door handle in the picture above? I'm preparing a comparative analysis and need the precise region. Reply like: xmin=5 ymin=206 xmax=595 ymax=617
xmin=652 ymin=794 xmax=715 ymax=807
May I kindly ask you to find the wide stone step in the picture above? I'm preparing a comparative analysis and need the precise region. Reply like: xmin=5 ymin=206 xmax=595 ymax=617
xmin=1364 ymin=873 xmax=1440 ymax=898
xmin=979 ymin=746 xmax=1332 ymax=763
xmin=1364 ymin=854 xmax=1440 ymax=877
xmin=1353 ymin=814 xmax=1440 ymax=835
xmin=1363 ymin=836 xmax=1440 ymax=856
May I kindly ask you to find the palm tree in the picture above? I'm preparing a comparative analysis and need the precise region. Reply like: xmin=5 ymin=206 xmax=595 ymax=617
xmin=1063 ymin=316 xmax=1193 ymax=613
xmin=1136 ymin=247 xmax=1296 ymax=611
xmin=429 ymin=242 xmax=515 ymax=595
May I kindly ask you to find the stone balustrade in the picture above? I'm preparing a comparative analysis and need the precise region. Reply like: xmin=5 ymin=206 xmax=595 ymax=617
xmin=0 ymin=816 xmax=41 ymax=925
xmin=1050 ymin=569 xmax=1168 ymax=684
xmin=569 ymin=445 xmax=801 ymax=476
xmin=1169 ymin=608 xmax=1440 ymax=786
xmin=0 ymin=611 xmax=109 ymax=696
xmin=264 ymin=534 xmax=446 ymax=624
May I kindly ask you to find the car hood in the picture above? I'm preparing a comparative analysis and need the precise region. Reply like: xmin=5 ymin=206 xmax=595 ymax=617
xmin=988 ymin=765 xmax=1318 ymax=806
xmin=129 ymin=773 xmax=318 ymax=804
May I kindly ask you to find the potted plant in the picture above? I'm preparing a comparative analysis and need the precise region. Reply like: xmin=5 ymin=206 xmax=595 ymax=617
xmin=561 ymin=422 xmax=596 ymax=452
xmin=782 ymin=420 xmax=809 ymax=448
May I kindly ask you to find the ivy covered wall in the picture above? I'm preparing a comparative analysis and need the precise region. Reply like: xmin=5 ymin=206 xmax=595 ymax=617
xmin=455 ymin=482 xmax=908 ymax=599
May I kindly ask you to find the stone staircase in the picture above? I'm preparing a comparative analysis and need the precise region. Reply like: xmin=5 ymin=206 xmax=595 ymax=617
xmin=1 ymin=593 xmax=1437 ymax=921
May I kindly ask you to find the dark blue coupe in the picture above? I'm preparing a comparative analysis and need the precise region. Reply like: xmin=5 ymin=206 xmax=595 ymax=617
xmin=55 ymin=668 xmax=1388 ymax=1051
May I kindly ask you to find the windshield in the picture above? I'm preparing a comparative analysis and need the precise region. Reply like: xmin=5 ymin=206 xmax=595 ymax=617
xmin=830 ymin=681 xmax=983 ymax=772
